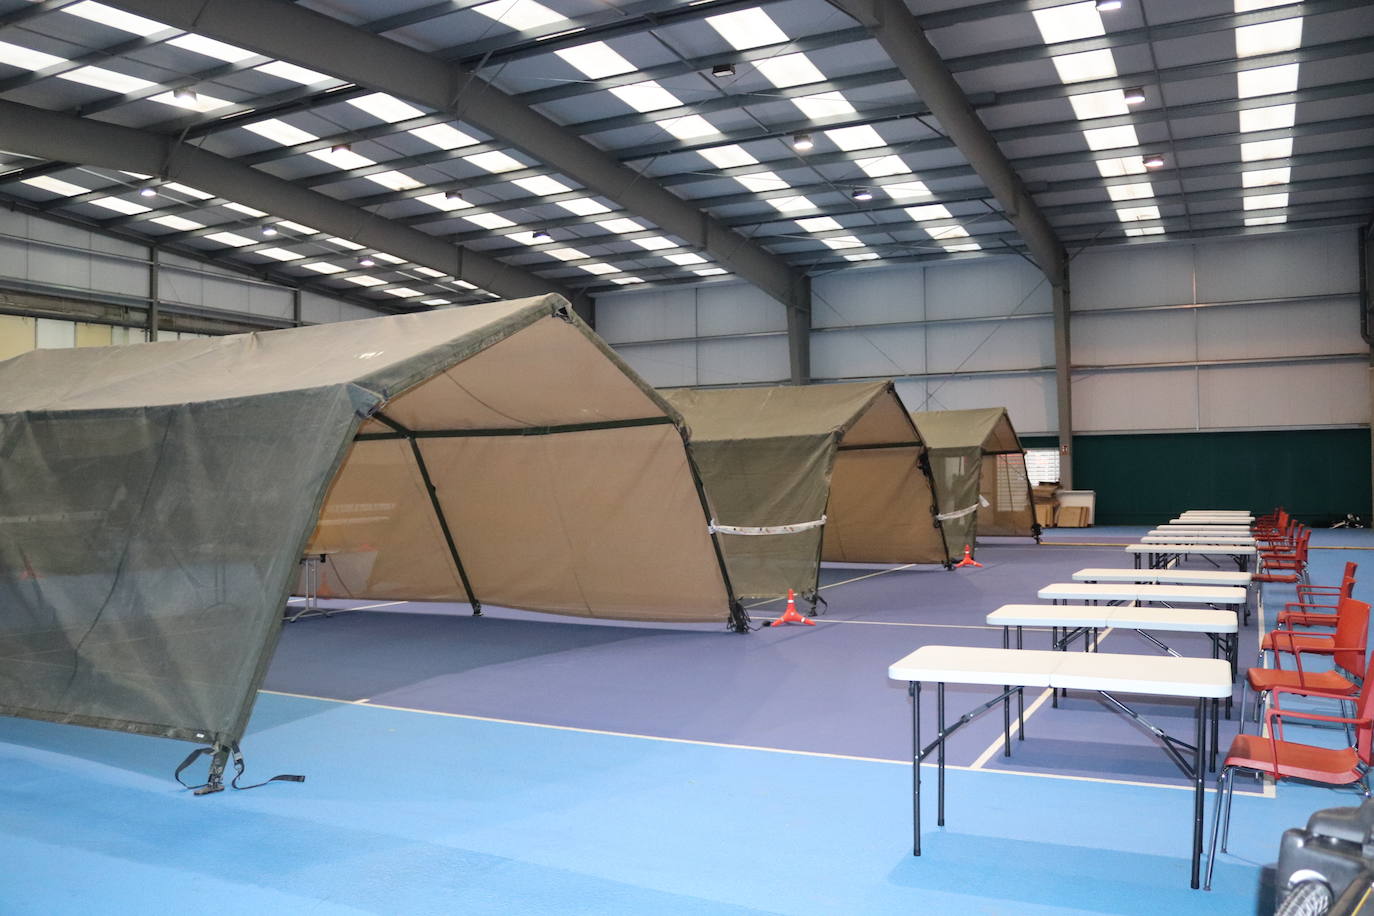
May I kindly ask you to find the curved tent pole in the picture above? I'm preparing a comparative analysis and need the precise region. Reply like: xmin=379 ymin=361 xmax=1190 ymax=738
xmin=372 ymin=412 xmax=483 ymax=616
xmin=676 ymin=427 xmax=751 ymax=633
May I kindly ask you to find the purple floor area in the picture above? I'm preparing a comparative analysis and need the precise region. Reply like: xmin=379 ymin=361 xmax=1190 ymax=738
xmin=264 ymin=532 xmax=1329 ymax=786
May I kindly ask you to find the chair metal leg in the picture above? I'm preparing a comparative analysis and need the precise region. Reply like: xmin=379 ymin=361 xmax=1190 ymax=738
xmin=1220 ymin=767 xmax=1236 ymax=854
xmin=1237 ymin=679 xmax=1249 ymax=735
xmin=1204 ymin=767 xmax=1232 ymax=891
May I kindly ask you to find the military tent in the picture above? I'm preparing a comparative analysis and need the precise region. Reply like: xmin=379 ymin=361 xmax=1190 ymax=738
xmin=910 ymin=407 xmax=1038 ymax=557
xmin=661 ymin=382 xmax=949 ymax=605
xmin=0 ymin=294 xmax=740 ymax=783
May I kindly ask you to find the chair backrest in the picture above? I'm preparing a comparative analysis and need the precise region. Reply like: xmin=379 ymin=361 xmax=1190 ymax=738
xmin=1352 ymin=623 xmax=1374 ymax=765
xmin=1334 ymin=597 xmax=1371 ymax=680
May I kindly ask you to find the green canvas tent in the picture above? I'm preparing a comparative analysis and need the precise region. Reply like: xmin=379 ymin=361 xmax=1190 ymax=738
xmin=910 ymin=407 xmax=1038 ymax=557
xmin=0 ymin=294 xmax=741 ymax=785
xmin=662 ymin=382 xmax=949 ymax=605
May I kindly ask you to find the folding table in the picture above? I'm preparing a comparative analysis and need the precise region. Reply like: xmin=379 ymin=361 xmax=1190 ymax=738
xmin=1142 ymin=535 xmax=1256 ymax=546
xmin=889 ymin=645 xmax=1232 ymax=888
xmin=1127 ymin=543 xmax=1257 ymax=572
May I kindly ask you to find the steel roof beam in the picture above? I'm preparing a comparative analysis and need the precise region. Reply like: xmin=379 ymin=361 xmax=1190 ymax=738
xmin=0 ymin=99 xmax=565 ymax=301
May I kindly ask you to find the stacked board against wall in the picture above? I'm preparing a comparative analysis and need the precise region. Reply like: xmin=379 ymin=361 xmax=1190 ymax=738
xmin=0 ymin=294 xmax=741 ymax=764
xmin=662 ymin=382 xmax=950 ymax=603
xmin=910 ymin=407 xmax=1038 ymax=557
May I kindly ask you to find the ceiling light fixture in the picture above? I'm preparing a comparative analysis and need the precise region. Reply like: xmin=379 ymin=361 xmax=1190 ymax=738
xmin=1142 ymin=153 xmax=1165 ymax=169
xmin=331 ymin=142 xmax=352 ymax=154
xmin=851 ymin=188 xmax=874 ymax=202
xmin=262 ymin=225 xmax=278 ymax=237
xmin=1123 ymin=86 xmax=1146 ymax=104
xmin=1095 ymin=0 xmax=1122 ymax=10
xmin=445 ymin=190 xmax=464 ymax=201
xmin=358 ymin=256 xmax=376 ymax=267
xmin=791 ymin=132 xmax=814 ymax=152
xmin=138 ymin=186 xmax=156 ymax=198
xmin=711 ymin=63 xmax=735 ymax=78
xmin=172 ymin=87 xmax=198 ymax=103
xmin=533 ymin=229 xmax=552 ymax=241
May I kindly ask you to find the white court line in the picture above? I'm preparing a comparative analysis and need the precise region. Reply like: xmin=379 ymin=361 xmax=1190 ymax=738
xmin=746 ymin=563 xmax=917 ymax=608
xmin=256 ymin=686 xmax=1260 ymax=795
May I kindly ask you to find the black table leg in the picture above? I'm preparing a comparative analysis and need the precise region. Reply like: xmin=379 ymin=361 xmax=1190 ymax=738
xmin=1192 ymin=696 xmax=1206 ymax=889
xmin=912 ymin=680 xmax=921 ymax=856
xmin=1002 ymin=627 xmax=1011 ymax=757
xmin=937 ymin=682 xmax=946 ymax=827
xmin=1017 ymin=627 xmax=1026 ymax=739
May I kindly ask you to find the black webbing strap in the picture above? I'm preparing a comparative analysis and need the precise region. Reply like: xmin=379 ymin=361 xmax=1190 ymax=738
xmin=173 ymin=743 xmax=304 ymax=793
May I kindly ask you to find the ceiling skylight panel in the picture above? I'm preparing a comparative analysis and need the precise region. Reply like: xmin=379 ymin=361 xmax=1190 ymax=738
xmin=1069 ymin=89 xmax=1130 ymax=120
xmin=825 ymin=125 xmax=887 ymax=151
xmin=244 ymin=119 xmax=317 ymax=146
xmin=471 ymin=0 xmax=567 ymax=31
xmin=928 ymin=225 xmax=970 ymax=240
xmin=579 ymin=263 xmax=619 ymax=275
xmin=1244 ymin=192 xmax=1288 ymax=209
xmin=1239 ymin=103 xmax=1295 ymax=132
xmin=417 ymin=191 xmax=474 ymax=211
xmin=1241 ymin=138 xmax=1293 ymax=160
xmin=734 ymin=173 xmax=790 ymax=193
xmin=597 ymin=217 xmax=643 ymax=234
xmin=610 ymin=82 xmax=682 ymax=112
xmin=422 ymin=298 xmax=451 ymax=305
xmin=1244 ymin=215 xmax=1286 ymax=225
xmin=149 ymin=214 xmax=205 ymax=231
xmin=698 ymin=146 xmax=758 ymax=169
xmin=1096 ymin=157 xmax=1148 ymax=177
xmin=1124 ymin=226 xmax=1166 ymax=236
xmin=365 ymin=170 xmax=424 ymax=191
xmin=905 ymin=205 xmax=952 ymax=221
xmin=414 ymin=267 xmax=445 ymax=277
xmin=303 ymin=262 xmax=346 ymax=274
xmin=60 ymin=66 xmax=153 ymax=94
xmin=544 ymin=248 xmax=587 ymax=261
xmin=274 ymin=220 xmax=316 ymax=234
xmin=205 ymin=231 xmax=256 ymax=246
xmin=150 ymin=89 xmax=231 ymax=112
xmin=769 ymin=195 xmax=815 ymax=213
xmin=328 ymin=237 xmax=364 ymax=250
xmin=822 ymin=236 xmax=864 ymax=249
xmin=22 ymin=175 xmax=88 ymax=196
xmin=506 ymin=230 xmax=545 ymax=246
xmin=255 ymin=61 xmax=332 ymax=85
xmin=706 ymin=8 xmax=789 ymax=50
xmin=659 ymin=115 xmax=720 ymax=140
xmin=89 ymin=196 xmax=150 ymax=215
xmin=1031 ymin=1 xmax=1105 ymax=43
xmin=385 ymin=287 xmax=424 ymax=297
xmin=345 ymin=275 xmax=387 ymax=287
xmin=167 ymin=34 xmax=255 ymax=63
xmin=940 ymin=243 xmax=981 ymax=253
xmin=373 ymin=253 xmax=405 ymax=265
xmin=633 ymin=236 xmax=677 ymax=251
xmin=558 ymin=198 xmax=611 ymax=216
xmin=224 ymin=202 xmax=268 ymax=217
xmin=464 ymin=151 xmax=524 ymax=173
xmin=310 ymin=147 xmax=375 ymax=170
xmin=62 ymin=1 xmax=164 ymax=36
xmin=611 ymin=276 xmax=644 ymax=285
xmin=695 ymin=267 xmax=728 ymax=276
xmin=257 ymin=247 xmax=304 ymax=261
xmin=665 ymin=253 xmax=707 ymax=265
xmin=792 ymin=93 xmax=855 ymax=120
xmin=754 ymin=53 xmax=826 ymax=89
xmin=1115 ymin=205 xmax=1161 ymax=222
xmin=162 ymin=182 xmax=210 ymax=199
xmin=1243 ymin=166 xmax=1290 ymax=187
xmin=796 ymin=217 xmax=843 ymax=232
xmin=1235 ymin=19 xmax=1303 ymax=57
xmin=465 ymin=212 xmax=517 ymax=229
xmin=1107 ymin=183 xmax=1155 ymax=201
xmin=1082 ymin=125 xmax=1140 ymax=150
xmin=1050 ymin=49 xmax=1118 ymax=84
xmin=409 ymin=124 xmax=479 ymax=150
xmin=0 ymin=40 xmax=66 ymax=71
xmin=1237 ymin=64 xmax=1299 ymax=98
xmin=855 ymin=156 xmax=910 ymax=178
xmin=555 ymin=42 xmax=636 ymax=79
xmin=349 ymin=93 xmax=426 ymax=124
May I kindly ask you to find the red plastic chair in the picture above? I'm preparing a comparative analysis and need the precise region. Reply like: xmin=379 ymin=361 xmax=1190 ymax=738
xmin=1276 ymin=562 xmax=1357 ymax=628
xmin=1260 ymin=595 xmax=1369 ymax=672
xmin=1204 ymin=655 xmax=1374 ymax=890
xmin=1254 ymin=529 xmax=1312 ymax=584
xmin=1243 ymin=598 xmax=1370 ymax=728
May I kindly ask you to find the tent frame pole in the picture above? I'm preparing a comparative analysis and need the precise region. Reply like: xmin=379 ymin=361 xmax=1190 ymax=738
xmin=374 ymin=412 xmax=483 ymax=616
xmin=677 ymin=428 xmax=751 ymax=633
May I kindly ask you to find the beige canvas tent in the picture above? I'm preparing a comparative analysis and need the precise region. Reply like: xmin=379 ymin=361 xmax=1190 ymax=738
xmin=662 ymin=382 xmax=949 ymax=606
xmin=0 ymin=294 xmax=741 ymax=782
xmin=910 ymin=407 xmax=1038 ymax=557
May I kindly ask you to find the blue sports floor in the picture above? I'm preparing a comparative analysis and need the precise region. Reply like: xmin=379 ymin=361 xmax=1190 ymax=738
xmin=2 ymin=527 xmax=1371 ymax=914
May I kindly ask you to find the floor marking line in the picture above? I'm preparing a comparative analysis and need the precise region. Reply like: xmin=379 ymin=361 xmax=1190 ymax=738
xmin=746 ymin=564 xmax=918 ymax=608
xmin=967 ymin=628 xmax=1115 ymax=770
xmin=812 ymin=619 xmax=1010 ymax=630
xmin=288 ymin=600 xmax=407 ymax=615
xmin=255 ymin=687 xmax=1263 ymax=795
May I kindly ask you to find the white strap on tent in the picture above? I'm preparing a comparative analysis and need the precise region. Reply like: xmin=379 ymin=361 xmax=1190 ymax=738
xmin=936 ymin=504 xmax=980 ymax=522
xmin=709 ymin=515 xmax=826 ymax=536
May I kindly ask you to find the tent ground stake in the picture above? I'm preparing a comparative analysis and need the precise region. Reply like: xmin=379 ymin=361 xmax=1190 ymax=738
xmin=195 ymin=745 xmax=229 ymax=796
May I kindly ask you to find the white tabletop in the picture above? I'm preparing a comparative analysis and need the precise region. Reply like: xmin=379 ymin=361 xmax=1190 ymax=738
xmin=986 ymin=603 xmax=1236 ymax=634
xmin=1073 ymin=568 xmax=1251 ymax=587
xmin=1155 ymin=526 xmax=1252 ymax=535
xmin=1142 ymin=535 xmax=1255 ymax=545
xmin=987 ymin=604 xmax=1110 ymax=627
xmin=1172 ymin=516 xmax=1255 ymax=524
xmin=1126 ymin=543 xmax=1257 ymax=556
xmin=889 ymin=645 xmax=1232 ymax=697
xmin=1037 ymin=582 xmax=1247 ymax=605
xmin=1167 ymin=519 xmax=1254 ymax=527
xmin=1180 ymin=510 xmax=1251 ymax=516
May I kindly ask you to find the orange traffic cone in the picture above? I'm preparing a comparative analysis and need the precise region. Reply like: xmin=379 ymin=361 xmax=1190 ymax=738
xmin=951 ymin=544 xmax=983 ymax=568
xmin=770 ymin=589 xmax=815 ymax=627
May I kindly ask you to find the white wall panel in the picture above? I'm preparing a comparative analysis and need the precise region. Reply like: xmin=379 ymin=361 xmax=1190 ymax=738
xmin=1197 ymin=297 xmax=1361 ymax=361
xmin=594 ymin=288 xmax=696 ymax=343
xmin=28 ymin=246 xmax=91 ymax=290
xmin=811 ymin=326 xmax=925 ymax=379
xmin=0 ymin=237 xmax=24 ymax=278
xmin=899 ymin=374 xmax=1056 ymax=434
xmin=247 ymin=284 xmax=293 ymax=320
xmin=1074 ymin=309 xmax=1196 ymax=366
xmin=1072 ymin=368 xmax=1199 ymax=432
xmin=1195 ymin=229 xmax=1357 ymax=303
xmin=695 ymin=283 xmax=785 ymax=336
xmin=35 ymin=317 xmax=75 ymax=349
xmin=1198 ymin=360 xmax=1369 ymax=428
xmin=697 ymin=336 xmax=790 ymax=385
xmin=614 ymin=341 xmax=697 ymax=388
xmin=91 ymin=258 xmax=149 ymax=298
xmin=925 ymin=257 xmax=1051 ymax=319
xmin=926 ymin=316 xmax=1053 ymax=373
xmin=812 ymin=265 xmax=925 ymax=328
xmin=1073 ymin=243 xmax=1195 ymax=310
